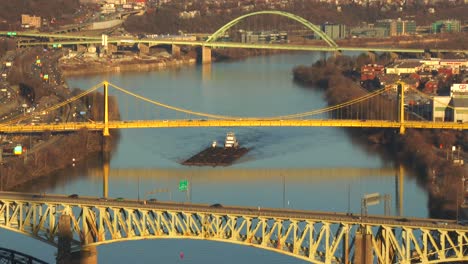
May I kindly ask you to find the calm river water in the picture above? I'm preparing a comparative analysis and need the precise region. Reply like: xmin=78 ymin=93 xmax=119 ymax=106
xmin=1 ymin=52 xmax=429 ymax=263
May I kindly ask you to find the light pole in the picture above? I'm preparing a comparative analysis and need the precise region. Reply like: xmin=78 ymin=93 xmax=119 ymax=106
xmin=282 ymin=174 xmax=285 ymax=208
xmin=137 ymin=175 xmax=140 ymax=201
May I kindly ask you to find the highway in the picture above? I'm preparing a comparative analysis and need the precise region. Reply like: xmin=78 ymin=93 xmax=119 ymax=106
xmin=0 ymin=191 xmax=464 ymax=230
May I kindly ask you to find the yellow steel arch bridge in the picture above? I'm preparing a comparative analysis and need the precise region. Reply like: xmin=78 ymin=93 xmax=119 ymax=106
xmin=1 ymin=10 xmax=466 ymax=55
xmin=1 ymin=192 xmax=468 ymax=263
xmin=0 ymin=81 xmax=466 ymax=135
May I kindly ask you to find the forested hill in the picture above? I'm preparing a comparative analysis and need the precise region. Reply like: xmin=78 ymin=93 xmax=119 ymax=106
xmin=124 ymin=2 xmax=468 ymax=35
xmin=0 ymin=0 xmax=81 ymax=27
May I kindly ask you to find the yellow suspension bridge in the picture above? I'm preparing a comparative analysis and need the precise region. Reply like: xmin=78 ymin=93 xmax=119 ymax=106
xmin=0 ymin=81 xmax=466 ymax=135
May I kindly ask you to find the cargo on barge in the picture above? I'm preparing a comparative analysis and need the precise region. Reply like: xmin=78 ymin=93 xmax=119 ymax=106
xmin=182 ymin=132 xmax=249 ymax=166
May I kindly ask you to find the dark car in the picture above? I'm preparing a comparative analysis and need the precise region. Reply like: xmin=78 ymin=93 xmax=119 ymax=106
xmin=68 ymin=194 xmax=79 ymax=198
xmin=148 ymin=198 xmax=158 ymax=202
xmin=210 ymin=203 xmax=223 ymax=208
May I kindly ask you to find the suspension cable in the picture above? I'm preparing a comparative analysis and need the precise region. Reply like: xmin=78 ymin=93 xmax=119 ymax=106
xmin=108 ymin=82 xmax=387 ymax=120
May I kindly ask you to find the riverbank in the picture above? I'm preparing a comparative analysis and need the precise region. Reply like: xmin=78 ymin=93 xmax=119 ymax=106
xmin=292 ymin=54 xmax=467 ymax=219
xmin=0 ymin=47 xmax=121 ymax=191
xmin=60 ymin=54 xmax=197 ymax=76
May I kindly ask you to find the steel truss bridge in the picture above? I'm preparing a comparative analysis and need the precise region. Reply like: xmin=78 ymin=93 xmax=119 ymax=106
xmin=0 ymin=81 xmax=466 ymax=135
xmin=1 ymin=11 xmax=466 ymax=54
xmin=1 ymin=192 xmax=468 ymax=263
xmin=0 ymin=247 xmax=48 ymax=264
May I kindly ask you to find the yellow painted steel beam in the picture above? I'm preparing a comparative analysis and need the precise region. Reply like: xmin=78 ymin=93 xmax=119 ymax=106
xmin=0 ymin=120 xmax=467 ymax=133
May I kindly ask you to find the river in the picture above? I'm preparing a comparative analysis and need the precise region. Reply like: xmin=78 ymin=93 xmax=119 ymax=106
xmin=0 ymin=52 xmax=429 ymax=263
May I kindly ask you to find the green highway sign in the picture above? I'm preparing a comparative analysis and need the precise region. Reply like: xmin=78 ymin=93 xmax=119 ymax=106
xmin=7 ymin=32 xmax=17 ymax=36
xmin=179 ymin=179 xmax=188 ymax=191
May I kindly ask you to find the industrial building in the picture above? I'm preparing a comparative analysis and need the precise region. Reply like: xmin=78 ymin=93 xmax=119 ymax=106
xmin=432 ymin=20 xmax=461 ymax=33
xmin=375 ymin=19 xmax=416 ymax=36
xmin=239 ymin=31 xmax=288 ymax=44
xmin=21 ymin=14 xmax=41 ymax=29
xmin=349 ymin=26 xmax=388 ymax=38
xmin=434 ymin=84 xmax=468 ymax=123
xmin=319 ymin=23 xmax=347 ymax=40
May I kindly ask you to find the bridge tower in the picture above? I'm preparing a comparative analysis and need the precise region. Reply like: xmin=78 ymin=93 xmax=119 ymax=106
xmin=398 ymin=83 xmax=405 ymax=134
xmin=103 ymin=81 xmax=110 ymax=137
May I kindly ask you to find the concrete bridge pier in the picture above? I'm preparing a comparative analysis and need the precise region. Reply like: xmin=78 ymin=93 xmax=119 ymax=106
xmin=71 ymin=246 xmax=97 ymax=264
xmin=57 ymin=215 xmax=72 ymax=264
xmin=172 ymin=44 xmax=181 ymax=57
xmin=342 ymin=230 xmax=350 ymax=264
xmin=201 ymin=46 xmax=211 ymax=64
xmin=138 ymin=43 xmax=150 ymax=55
xmin=353 ymin=229 xmax=373 ymax=263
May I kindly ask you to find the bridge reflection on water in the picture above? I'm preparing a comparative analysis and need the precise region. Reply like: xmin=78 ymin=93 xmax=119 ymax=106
xmin=87 ymin=164 xmax=406 ymax=217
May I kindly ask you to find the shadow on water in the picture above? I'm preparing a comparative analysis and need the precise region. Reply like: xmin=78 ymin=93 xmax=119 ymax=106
xmin=14 ymin=152 xmax=105 ymax=193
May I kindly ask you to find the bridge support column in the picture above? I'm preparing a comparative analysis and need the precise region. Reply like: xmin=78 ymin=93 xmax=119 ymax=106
xmin=172 ymin=44 xmax=181 ymax=57
xmin=398 ymin=83 xmax=405 ymax=134
xmin=103 ymin=81 xmax=110 ymax=137
xmin=138 ymin=43 xmax=150 ymax=55
xmin=353 ymin=230 xmax=373 ymax=264
xmin=57 ymin=215 xmax=72 ymax=264
xmin=342 ymin=228 xmax=350 ymax=264
xmin=202 ymin=46 xmax=211 ymax=64
xmin=71 ymin=246 xmax=97 ymax=264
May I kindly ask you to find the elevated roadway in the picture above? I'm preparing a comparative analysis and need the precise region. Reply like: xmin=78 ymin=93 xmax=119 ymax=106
xmin=1 ymin=191 xmax=467 ymax=263
xmin=1 ymin=119 xmax=467 ymax=134
xmin=2 ymin=32 xmax=466 ymax=54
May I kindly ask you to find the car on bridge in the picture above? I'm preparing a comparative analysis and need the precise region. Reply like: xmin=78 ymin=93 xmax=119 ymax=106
xmin=68 ymin=194 xmax=79 ymax=198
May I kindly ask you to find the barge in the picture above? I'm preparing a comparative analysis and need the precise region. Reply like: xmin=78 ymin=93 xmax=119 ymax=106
xmin=182 ymin=132 xmax=249 ymax=166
